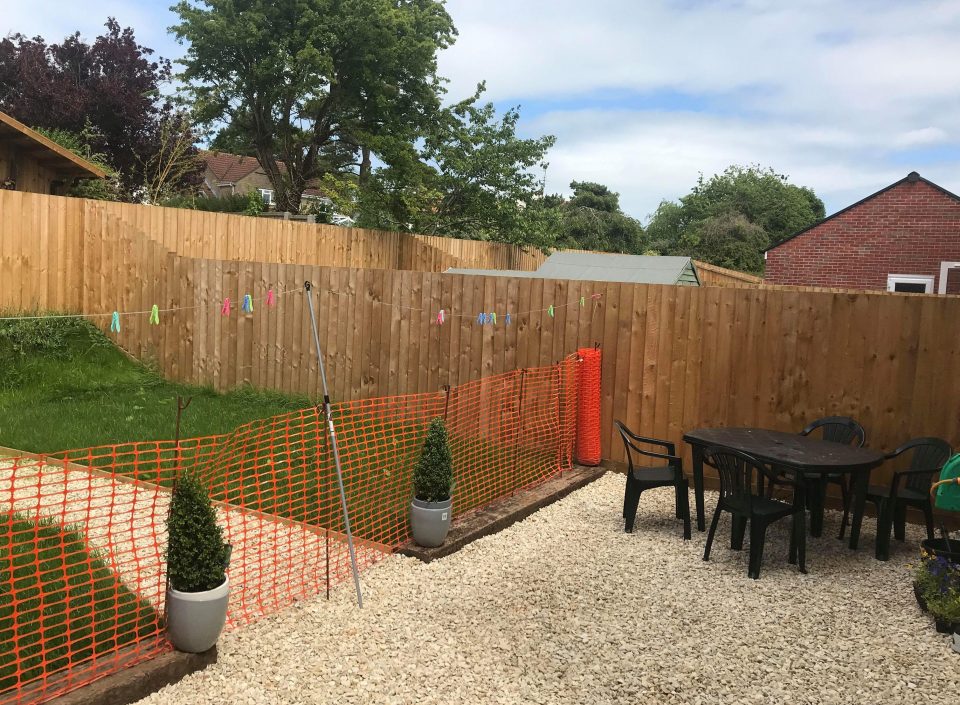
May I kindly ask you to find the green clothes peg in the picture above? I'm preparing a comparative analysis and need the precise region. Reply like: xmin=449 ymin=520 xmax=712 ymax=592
xmin=149 ymin=305 xmax=160 ymax=325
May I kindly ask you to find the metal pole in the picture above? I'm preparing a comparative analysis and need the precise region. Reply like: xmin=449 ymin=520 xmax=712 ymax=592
xmin=303 ymin=281 xmax=363 ymax=608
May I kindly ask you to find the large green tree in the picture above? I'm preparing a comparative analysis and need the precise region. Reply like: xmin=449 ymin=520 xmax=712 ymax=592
xmin=170 ymin=0 xmax=457 ymax=213
xmin=357 ymin=88 xmax=558 ymax=247
xmin=555 ymin=181 xmax=645 ymax=253
xmin=646 ymin=165 xmax=825 ymax=274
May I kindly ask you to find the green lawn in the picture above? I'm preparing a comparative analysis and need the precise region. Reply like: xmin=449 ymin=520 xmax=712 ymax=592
xmin=0 ymin=513 xmax=158 ymax=692
xmin=0 ymin=316 xmax=310 ymax=453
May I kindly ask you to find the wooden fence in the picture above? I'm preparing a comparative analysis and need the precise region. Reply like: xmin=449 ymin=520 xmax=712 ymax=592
xmin=4 ymin=189 xmax=960 ymax=493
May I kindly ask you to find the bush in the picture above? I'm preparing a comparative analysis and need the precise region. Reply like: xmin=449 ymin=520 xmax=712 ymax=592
xmin=161 ymin=192 xmax=263 ymax=215
xmin=166 ymin=471 xmax=229 ymax=592
xmin=413 ymin=417 xmax=454 ymax=502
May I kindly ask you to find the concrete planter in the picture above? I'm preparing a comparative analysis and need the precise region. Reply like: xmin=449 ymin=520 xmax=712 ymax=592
xmin=166 ymin=575 xmax=229 ymax=653
xmin=953 ymin=629 xmax=960 ymax=654
xmin=411 ymin=497 xmax=452 ymax=547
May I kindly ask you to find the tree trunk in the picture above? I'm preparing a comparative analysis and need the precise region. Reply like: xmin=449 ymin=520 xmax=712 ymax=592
xmin=359 ymin=146 xmax=371 ymax=188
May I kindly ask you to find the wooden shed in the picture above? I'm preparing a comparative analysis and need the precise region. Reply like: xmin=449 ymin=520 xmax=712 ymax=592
xmin=0 ymin=110 xmax=105 ymax=195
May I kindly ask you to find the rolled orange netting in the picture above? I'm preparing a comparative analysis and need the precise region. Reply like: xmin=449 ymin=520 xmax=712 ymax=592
xmin=576 ymin=347 xmax=602 ymax=466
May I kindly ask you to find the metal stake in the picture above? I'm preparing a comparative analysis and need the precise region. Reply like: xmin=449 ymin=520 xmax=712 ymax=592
xmin=303 ymin=281 xmax=363 ymax=608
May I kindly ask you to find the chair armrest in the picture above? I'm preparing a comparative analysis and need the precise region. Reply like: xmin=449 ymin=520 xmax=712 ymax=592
xmin=889 ymin=467 xmax=941 ymax=497
xmin=759 ymin=463 xmax=800 ymax=488
xmin=615 ymin=421 xmax=675 ymax=454
xmin=628 ymin=446 xmax=682 ymax=464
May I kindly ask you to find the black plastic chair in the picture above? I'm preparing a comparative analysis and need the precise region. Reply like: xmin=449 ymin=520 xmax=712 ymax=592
xmin=702 ymin=446 xmax=806 ymax=579
xmin=767 ymin=416 xmax=865 ymax=537
xmin=861 ymin=437 xmax=952 ymax=560
xmin=616 ymin=421 xmax=690 ymax=540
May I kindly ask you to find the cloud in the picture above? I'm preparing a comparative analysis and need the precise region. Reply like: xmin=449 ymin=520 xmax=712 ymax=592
xmin=440 ymin=0 xmax=960 ymax=217
xmin=7 ymin=0 xmax=960 ymax=219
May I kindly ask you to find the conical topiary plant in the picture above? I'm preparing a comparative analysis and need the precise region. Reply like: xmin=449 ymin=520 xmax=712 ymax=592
xmin=413 ymin=417 xmax=454 ymax=503
xmin=166 ymin=470 xmax=229 ymax=592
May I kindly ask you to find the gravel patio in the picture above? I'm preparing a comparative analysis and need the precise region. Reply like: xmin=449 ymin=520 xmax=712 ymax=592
xmin=136 ymin=472 xmax=959 ymax=705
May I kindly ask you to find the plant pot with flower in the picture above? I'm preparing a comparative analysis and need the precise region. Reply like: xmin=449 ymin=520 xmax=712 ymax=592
xmin=410 ymin=417 xmax=455 ymax=548
xmin=165 ymin=470 xmax=231 ymax=653
xmin=916 ymin=546 xmax=960 ymax=648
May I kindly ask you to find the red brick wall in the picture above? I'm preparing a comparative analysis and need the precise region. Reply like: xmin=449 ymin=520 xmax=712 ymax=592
xmin=765 ymin=179 xmax=960 ymax=291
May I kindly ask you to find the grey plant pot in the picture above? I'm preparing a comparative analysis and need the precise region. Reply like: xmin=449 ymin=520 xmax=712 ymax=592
xmin=166 ymin=575 xmax=229 ymax=653
xmin=410 ymin=496 xmax=453 ymax=547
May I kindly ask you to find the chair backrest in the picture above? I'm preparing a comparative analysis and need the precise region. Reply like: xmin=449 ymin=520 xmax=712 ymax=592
xmin=614 ymin=421 xmax=675 ymax=471
xmin=801 ymin=416 xmax=866 ymax=448
xmin=703 ymin=446 xmax=767 ymax=510
xmin=897 ymin=437 xmax=953 ymax=493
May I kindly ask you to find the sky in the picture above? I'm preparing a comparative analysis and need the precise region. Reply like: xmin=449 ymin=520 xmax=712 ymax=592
xmin=5 ymin=0 xmax=960 ymax=221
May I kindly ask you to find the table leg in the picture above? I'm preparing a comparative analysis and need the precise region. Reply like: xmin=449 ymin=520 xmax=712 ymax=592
xmin=691 ymin=444 xmax=705 ymax=532
xmin=848 ymin=469 xmax=869 ymax=550
xmin=809 ymin=476 xmax=826 ymax=538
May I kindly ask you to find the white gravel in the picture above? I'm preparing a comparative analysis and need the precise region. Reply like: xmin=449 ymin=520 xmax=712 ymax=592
xmin=132 ymin=471 xmax=958 ymax=705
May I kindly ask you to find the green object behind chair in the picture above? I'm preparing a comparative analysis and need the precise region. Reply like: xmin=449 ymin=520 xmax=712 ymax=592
xmin=935 ymin=454 xmax=960 ymax=512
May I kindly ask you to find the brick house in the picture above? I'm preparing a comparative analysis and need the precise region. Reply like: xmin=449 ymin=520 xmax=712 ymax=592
xmin=764 ymin=172 xmax=960 ymax=293
xmin=199 ymin=150 xmax=326 ymax=208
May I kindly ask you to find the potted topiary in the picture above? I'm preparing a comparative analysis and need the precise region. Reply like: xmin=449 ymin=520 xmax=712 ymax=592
xmin=165 ymin=470 xmax=231 ymax=653
xmin=410 ymin=417 xmax=455 ymax=547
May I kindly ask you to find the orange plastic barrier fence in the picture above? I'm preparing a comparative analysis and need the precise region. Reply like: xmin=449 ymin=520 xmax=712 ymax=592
xmin=576 ymin=347 xmax=602 ymax=466
xmin=0 ymin=355 xmax=578 ymax=704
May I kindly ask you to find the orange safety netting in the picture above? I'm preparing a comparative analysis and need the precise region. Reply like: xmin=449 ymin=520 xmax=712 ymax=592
xmin=576 ymin=347 xmax=602 ymax=466
xmin=0 ymin=354 xmax=579 ymax=704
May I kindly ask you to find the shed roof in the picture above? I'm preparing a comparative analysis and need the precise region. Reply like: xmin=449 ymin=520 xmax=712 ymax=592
xmin=446 ymin=252 xmax=700 ymax=286
xmin=0 ymin=110 xmax=106 ymax=179
xmin=535 ymin=252 xmax=699 ymax=285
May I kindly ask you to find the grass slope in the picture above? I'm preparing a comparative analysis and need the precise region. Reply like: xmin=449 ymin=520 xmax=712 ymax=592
xmin=0 ymin=317 xmax=309 ymax=453
xmin=0 ymin=513 xmax=158 ymax=692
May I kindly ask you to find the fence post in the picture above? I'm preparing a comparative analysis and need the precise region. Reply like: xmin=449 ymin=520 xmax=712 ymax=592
xmin=511 ymin=369 xmax=527 ymax=493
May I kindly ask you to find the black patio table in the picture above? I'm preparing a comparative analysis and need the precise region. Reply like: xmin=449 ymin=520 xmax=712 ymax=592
xmin=683 ymin=427 xmax=885 ymax=550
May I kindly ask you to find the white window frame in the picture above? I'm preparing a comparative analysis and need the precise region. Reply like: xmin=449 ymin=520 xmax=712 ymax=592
xmin=258 ymin=188 xmax=275 ymax=206
xmin=938 ymin=261 xmax=960 ymax=294
xmin=886 ymin=274 xmax=934 ymax=293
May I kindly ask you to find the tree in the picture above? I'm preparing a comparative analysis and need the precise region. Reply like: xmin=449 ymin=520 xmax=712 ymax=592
xmin=170 ymin=0 xmax=457 ymax=213
xmin=358 ymin=89 xmax=558 ymax=248
xmin=645 ymin=165 xmax=824 ymax=273
xmin=555 ymin=181 xmax=645 ymax=253
xmin=0 ymin=19 xmax=203 ymax=201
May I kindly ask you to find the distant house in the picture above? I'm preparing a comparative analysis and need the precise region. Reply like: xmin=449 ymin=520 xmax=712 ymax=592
xmin=765 ymin=172 xmax=960 ymax=293
xmin=199 ymin=150 xmax=328 ymax=210
xmin=0 ymin=110 xmax=105 ymax=195
xmin=447 ymin=252 xmax=702 ymax=286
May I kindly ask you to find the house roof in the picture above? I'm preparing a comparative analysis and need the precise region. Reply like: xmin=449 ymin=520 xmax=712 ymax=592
xmin=200 ymin=149 xmax=325 ymax=197
xmin=201 ymin=150 xmax=268 ymax=183
xmin=446 ymin=252 xmax=701 ymax=286
xmin=0 ymin=110 xmax=106 ymax=179
xmin=765 ymin=171 xmax=960 ymax=252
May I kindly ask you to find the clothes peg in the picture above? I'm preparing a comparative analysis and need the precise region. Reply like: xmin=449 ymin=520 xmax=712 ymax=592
xmin=149 ymin=305 xmax=159 ymax=325
xmin=110 ymin=311 xmax=120 ymax=333
xmin=221 ymin=298 xmax=231 ymax=316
